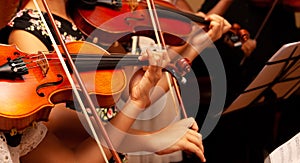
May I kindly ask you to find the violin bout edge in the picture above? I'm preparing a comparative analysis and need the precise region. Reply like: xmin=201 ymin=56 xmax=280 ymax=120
xmin=0 ymin=106 xmax=51 ymax=133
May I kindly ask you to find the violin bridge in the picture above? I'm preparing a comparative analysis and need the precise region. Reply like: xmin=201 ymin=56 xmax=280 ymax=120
xmin=37 ymin=51 xmax=49 ymax=77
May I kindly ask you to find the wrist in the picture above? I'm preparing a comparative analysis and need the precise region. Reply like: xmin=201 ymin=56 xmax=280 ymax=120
xmin=119 ymin=99 xmax=145 ymax=119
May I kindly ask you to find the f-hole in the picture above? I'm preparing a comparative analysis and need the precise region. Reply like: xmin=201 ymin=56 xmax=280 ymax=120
xmin=36 ymin=74 xmax=64 ymax=97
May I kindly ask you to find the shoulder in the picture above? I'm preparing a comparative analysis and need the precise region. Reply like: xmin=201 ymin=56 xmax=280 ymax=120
xmin=8 ymin=29 xmax=48 ymax=53
xmin=7 ymin=8 xmax=84 ymax=51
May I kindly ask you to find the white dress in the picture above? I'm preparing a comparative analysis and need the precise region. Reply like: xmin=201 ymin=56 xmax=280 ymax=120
xmin=116 ymin=89 xmax=183 ymax=163
xmin=0 ymin=122 xmax=47 ymax=163
xmin=125 ymin=90 xmax=183 ymax=163
xmin=120 ymin=36 xmax=183 ymax=163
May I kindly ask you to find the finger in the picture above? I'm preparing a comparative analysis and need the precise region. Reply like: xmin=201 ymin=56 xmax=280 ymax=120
xmin=207 ymin=20 xmax=222 ymax=41
xmin=139 ymin=50 xmax=164 ymax=83
xmin=183 ymin=139 xmax=206 ymax=162
xmin=147 ymin=49 xmax=163 ymax=67
xmin=207 ymin=14 xmax=226 ymax=29
xmin=223 ymin=19 xmax=231 ymax=33
xmin=205 ymin=14 xmax=222 ymax=21
xmin=207 ymin=14 xmax=231 ymax=34
xmin=138 ymin=50 xmax=149 ymax=61
xmin=195 ymin=11 xmax=206 ymax=18
xmin=197 ymin=133 xmax=204 ymax=153
xmin=189 ymin=120 xmax=199 ymax=131
xmin=161 ymin=50 xmax=170 ymax=68
xmin=187 ymin=130 xmax=204 ymax=152
xmin=208 ymin=15 xmax=223 ymax=31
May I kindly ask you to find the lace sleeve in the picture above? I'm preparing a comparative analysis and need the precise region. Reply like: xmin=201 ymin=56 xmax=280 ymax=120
xmin=7 ymin=122 xmax=48 ymax=163
xmin=0 ymin=132 xmax=13 ymax=163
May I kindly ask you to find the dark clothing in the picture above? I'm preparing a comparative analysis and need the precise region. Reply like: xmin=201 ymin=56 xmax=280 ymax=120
xmin=198 ymin=0 xmax=300 ymax=107
xmin=189 ymin=1 xmax=300 ymax=163
xmin=201 ymin=0 xmax=300 ymax=83
xmin=2 ymin=8 xmax=84 ymax=50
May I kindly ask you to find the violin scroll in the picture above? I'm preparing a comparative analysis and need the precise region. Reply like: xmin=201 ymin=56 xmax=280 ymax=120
xmin=162 ymin=58 xmax=191 ymax=84
xmin=175 ymin=58 xmax=191 ymax=75
xmin=223 ymin=23 xmax=250 ymax=48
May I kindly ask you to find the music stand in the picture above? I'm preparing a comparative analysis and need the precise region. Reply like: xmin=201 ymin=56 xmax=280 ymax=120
xmin=223 ymin=41 xmax=300 ymax=115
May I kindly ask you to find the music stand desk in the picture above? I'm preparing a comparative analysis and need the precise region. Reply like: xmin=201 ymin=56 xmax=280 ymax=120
xmin=223 ymin=41 xmax=300 ymax=115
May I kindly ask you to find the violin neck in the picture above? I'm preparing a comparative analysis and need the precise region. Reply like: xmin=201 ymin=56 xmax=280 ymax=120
xmin=72 ymin=54 xmax=148 ymax=69
xmin=78 ymin=0 xmax=122 ymax=9
xmin=155 ymin=5 xmax=210 ymax=25
xmin=96 ymin=0 xmax=122 ymax=8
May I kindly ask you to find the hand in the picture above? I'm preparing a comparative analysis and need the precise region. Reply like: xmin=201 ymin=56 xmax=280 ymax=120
xmin=187 ymin=13 xmax=231 ymax=53
xmin=204 ymin=13 xmax=232 ymax=42
xmin=155 ymin=119 xmax=206 ymax=162
xmin=241 ymin=39 xmax=257 ymax=57
xmin=129 ymin=49 xmax=170 ymax=108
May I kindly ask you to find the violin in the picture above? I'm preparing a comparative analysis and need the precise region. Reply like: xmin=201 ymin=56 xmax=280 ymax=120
xmin=222 ymin=23 xmax=250 ymax=48
xmin=0 ymin=41 xmax=135 ymax=132
xmin=72 ymin=0 xmax=210 ymax=47
xmin=0 ymin=40 xmax=190 ymax=132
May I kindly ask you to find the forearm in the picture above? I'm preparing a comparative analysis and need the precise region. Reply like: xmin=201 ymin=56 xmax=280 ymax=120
xmin=109 ymin=100 xmax=144 ymax=132
xmin=114 ymin=117 xmax=196 ymax=153
xmin=177 ymin=43 xmax=206 ymax=61
xmin=96 ymin=100 xmax=145 ymax=151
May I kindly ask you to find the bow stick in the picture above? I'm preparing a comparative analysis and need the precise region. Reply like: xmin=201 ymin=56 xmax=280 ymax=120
xmin=146 ymin=0 xmax=188 ymax=118
xmin=35 ymin=0 xmax=122 ymax=162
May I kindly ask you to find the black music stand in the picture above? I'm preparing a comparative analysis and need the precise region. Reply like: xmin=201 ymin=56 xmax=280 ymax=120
xmin=223 ymin=41 xmax=300 ymax=115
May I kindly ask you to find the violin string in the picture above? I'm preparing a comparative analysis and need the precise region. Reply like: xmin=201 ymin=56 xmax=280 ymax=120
xmin=146 ymin=0 xmax=185 ymax=118
xmin=39 ymin=1 xmax=123 ymax=162
xmin=33 ymin=1 xmax=110 ymax=162
xmin=146 ymin=0 xmax=162 ymax=50
xmin=153 ymin=0 xmax=188 ymax=118
xmin=149 ymin=0 xmax=166 ymax=49
xmin=25 ymin=52 xmax=144 ymax=70
xmin=131 ymin=35 xmax=138 ymax=55
xmin=34 ymin=0 xmax=99 ymax=144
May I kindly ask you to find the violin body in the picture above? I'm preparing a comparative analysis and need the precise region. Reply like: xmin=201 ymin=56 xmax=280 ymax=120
xmin=72 ymin=0 xmax=209 ymax=47
xmin=0 ymin=41 xmax=127 ymax=132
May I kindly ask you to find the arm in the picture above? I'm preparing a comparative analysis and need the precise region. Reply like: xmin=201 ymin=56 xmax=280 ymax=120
xmin=120 ymin=13 xmax=231 ymax=105
xmin=117 ymin=117 xmax=206 ymax=162
xmin=170 ymin=13 xmax=231 ymax=65
xmin=203 ymin=1 xmax=256 ymax=63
